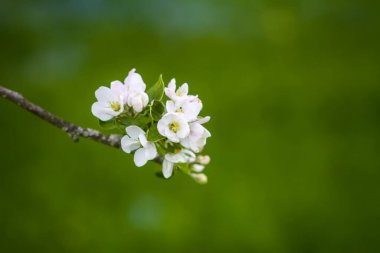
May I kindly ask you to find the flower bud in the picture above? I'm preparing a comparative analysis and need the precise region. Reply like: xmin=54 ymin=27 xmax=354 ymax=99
xmin=196 ymin=155 xmax=210 ymax=165
xmin=191 ymin=173 xmax=208 ymax=184
xmin=127 ymin=91 xmax=149 ymax=113
xmin=192 ymin=164 xmax=205 ymax=172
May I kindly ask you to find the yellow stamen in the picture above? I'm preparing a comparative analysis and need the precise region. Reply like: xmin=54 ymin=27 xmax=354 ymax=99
xmin=169 ymin=121 xmax=180 ymax=133
xmin=110 ymin=102 xmax=121 ymax=111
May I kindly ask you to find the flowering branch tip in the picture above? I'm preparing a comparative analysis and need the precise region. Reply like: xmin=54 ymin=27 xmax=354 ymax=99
xmin=1 ymin=69 xmax=212 ymax=184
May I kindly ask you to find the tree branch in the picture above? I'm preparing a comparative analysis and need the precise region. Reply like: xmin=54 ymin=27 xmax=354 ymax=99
xmin=0 ymin=85 xmax=163 ymax=164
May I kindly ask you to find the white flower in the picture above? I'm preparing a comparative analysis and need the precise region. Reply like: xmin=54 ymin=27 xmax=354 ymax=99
xmin=164 ymin=78 xmax=189 ymax=102
xmin=127 ymin=91 xmax=149 ymax=113
xmin=165 ymin=96 xmax=202 ymax=122
xmin=190 ymin=173 xmax=208 ymax=184
xmin=124 ymin=68 xmax=149 ymax=113
xmin=157 ymin=113 xmax=190 ymax=142
xmin=162 ymin=149 xmax=195 ymax=178
xmin=180 ymin=116 xmax=211 ymax=153
xmin=121 ymin=126 xmax=157 ymax=167
xmin=91 ymin=82 xmax=128 ymax=121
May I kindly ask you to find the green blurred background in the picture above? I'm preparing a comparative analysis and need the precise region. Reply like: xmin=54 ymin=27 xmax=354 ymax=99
xmin=1 ymin=0 xmax=379 ymax=252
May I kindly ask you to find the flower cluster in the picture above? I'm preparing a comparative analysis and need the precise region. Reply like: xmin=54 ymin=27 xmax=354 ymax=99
xmin=91 ymin=69 xmax=211 ymax=184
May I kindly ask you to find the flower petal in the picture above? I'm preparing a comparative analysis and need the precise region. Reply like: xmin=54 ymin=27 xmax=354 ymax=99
xmin=162 ymin=159 xmax=174 ymax=179
xmin=124 ymin=68 xmax=136 ymax=86
xmin=121 ymin=136 xmax=140 ymax=153
xmin=126 ymin=126 xmax=145 ymax=139
xmin=91 ymin=102 xmax=113 ymax=121
xmin=134 ymin=148 xmax=148 ymax=167
xmin=176 ymin=83 xmax=188 ymax=96
xmin=182 ymin=149 xmax=196 ymax=158
xmin=125 ymin=69 xmax=146 ymax=92
xmin=110 ymin=80 xmax=124 ymax=91
xmin=144 ymin=143 xmax=157 ymax=160
xmin=192 ymin=164 xmax=205 ymax=172
xmin=197 ymin=116 xmax=211 ymax=125
xmin=203 ymin=127 xmax=211 ymax=138
xmin=166 ymin=100 xmax=176 ymax=113
xmin=95 ymin=86 xmax=112 ymax=102
xmin=138 ymin=134 xmax=148 ymax=147
xmin=165 ymin=129 xmax=180 ymax=142
xmin=128 ymin=91 xmax=149 ymax=113
xmin=164 ymin=78 xmax=176 ymax=99
xmin=165 ymin=153 xmax=186 ymax=163
xmin=189 ymin=122 xmax=204 ymax=138
xmin=180 ymin=137 xmax=190 ymax=149
xmin=176 ymin=122 xmax=190 ymax=139
xmin=168 ymin=78 xmax=176 ymax=90
xmin=157 ymin=116 xmax=169 ymax=136
xmin=183 ymin=100 xmax=202 ymax=121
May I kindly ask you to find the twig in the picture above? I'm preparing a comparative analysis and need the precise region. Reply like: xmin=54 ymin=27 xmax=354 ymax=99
xmin=0 ymin=85 xmax=163 ymax=164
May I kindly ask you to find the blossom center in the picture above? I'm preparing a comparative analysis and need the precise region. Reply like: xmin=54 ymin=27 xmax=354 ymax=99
xmin=110 ymin=102 xmax=121 ymax=111
xmin=169 ymin=121 xmax=180 ymax=133
xmin=175 ymin=108 xmax=183 ymax=113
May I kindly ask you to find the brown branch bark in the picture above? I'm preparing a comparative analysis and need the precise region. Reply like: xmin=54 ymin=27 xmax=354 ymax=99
xmin=0 ymin=85 xmax=163 ymax=164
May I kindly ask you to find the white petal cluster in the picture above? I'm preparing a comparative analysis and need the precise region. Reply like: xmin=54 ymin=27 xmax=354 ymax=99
xmin=121 ymin=126 xmax=157 ymax=167
xmin=91 ymin=69 xmax=211 ymax=184
xmin=180 ymin=117 xmax=211 ymax=153
xmin=125 ymin=69 xmax=149 ymax=113
xmin=158 ymin=78 xmax=211 ymax=180
xmin=162 ymin=149 xmax=195 ymax=178
xmin=157 ymin=113 xmax=190 ymax=142
xmin=91 ymin=68 xmax=149 ymax=120
xmin=91 ymin=83 xmax=126 ymax=121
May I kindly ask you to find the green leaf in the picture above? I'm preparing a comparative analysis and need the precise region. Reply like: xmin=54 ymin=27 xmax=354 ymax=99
xmin=117 ymin=115 xmax=150 ymax=129
xmin=155 ymin=141 xmax=167 ymax=156
xmin=147 ymin=75 xmax=164 ymax=102
xmin=147 ymin=124 xmax=164 ymax=142
xmin=98 ymin=119 xmax=117 ymax=130
xmin=149 ymin=100 xmax=165 ymax=122
xmin=117 ymin=117 xmax=134 ymax=127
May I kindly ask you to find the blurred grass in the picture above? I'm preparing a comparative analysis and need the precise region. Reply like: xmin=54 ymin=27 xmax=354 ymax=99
xmin=0 ymin=0 xmax=380 ymax=252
